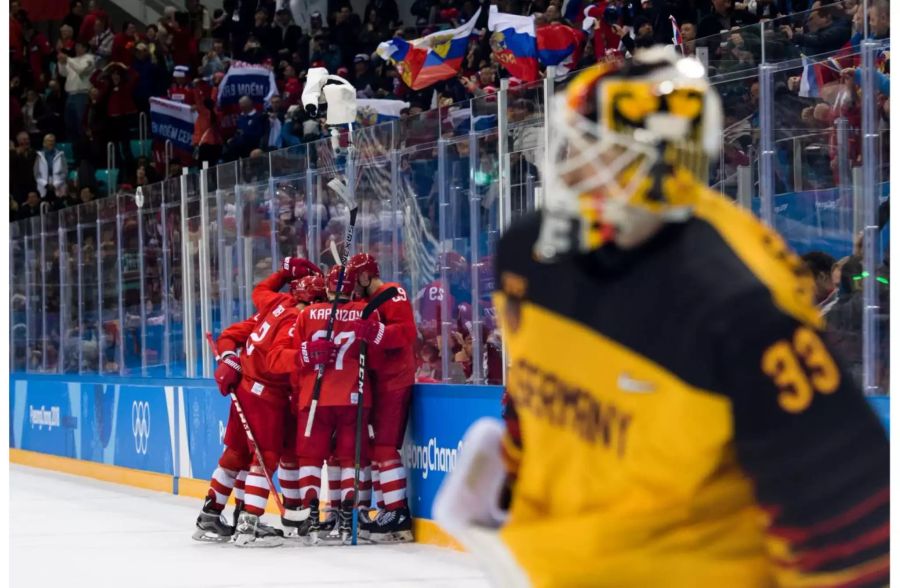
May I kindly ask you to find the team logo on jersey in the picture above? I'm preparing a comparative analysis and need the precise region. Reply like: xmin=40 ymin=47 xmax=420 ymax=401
xmin=272 ymin=305 xmax=286 ymax=318
xmin=132 ymin=400 xmax=151 ymax=455
xmin=617 ymin=373 xmax=656 ymax=393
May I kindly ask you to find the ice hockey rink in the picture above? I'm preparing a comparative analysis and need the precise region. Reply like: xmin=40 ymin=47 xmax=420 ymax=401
xmin=11 ymin=465 xmax=490 ymax=588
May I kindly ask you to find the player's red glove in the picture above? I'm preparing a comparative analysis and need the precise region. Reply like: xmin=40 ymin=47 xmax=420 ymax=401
xmin=352 ymin=317 xmax=384 ymax=345
xmin=214 ymin=352 xmax=242 ymax=396
xmin=301 ymin=338 xmax=338 ymax=368
xmin=281 ymin=256 xmax=322 ymax=280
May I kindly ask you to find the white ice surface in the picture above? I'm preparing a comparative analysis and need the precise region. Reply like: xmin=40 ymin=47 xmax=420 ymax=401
xmin=10 ymin=465 xmax=490 ymax=588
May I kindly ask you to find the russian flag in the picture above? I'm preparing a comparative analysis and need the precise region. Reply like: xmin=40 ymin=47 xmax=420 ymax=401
xmin=559 ymin=28 xmax=586 ymax=73
xmin=488 ymin=7 xmax=539 ymax=82
xmin=799 ymin=54 xmax=821 ymax=98
xmin=536 ymin=23 xmax=580 ymax=66
xmin=377 ymin=11 xmax=480 ymax=90
xmin=356 ymin=99 xmax=410 ymax=125
xmin=670 ymin=15 xmax=682 ymax=46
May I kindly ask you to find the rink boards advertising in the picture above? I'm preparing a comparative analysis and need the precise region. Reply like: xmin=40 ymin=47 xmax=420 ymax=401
xmin=9 ymin=374 xmax=506 ymax=534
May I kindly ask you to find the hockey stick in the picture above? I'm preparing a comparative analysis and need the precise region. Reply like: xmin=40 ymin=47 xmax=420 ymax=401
xmin=205 ymin=332 xmax=310 ymax=523
xmin=351 ymin=286 xmax=399 ymax=545
xmin=304 ymin=186 xmax=359 ymax=438
xmin=329 ymin=240 xmax=342 ymax=266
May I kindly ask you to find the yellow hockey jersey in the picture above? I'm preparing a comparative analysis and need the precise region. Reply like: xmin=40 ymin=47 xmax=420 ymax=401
xmin=493 ymin=188 xmax=889 ymax=587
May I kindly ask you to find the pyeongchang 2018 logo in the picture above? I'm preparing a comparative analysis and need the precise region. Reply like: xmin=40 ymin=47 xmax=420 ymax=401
xmin=132 ymin=401 xmax=151 ymax=455
xmin=29 ymin=405 xmax=60 ymax=430
xmin=403 ymin=438 xmax=465 ymax=480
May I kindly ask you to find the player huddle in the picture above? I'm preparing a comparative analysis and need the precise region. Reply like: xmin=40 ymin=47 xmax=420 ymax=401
xmin=193 ymin=253 xmax=416 ymax=547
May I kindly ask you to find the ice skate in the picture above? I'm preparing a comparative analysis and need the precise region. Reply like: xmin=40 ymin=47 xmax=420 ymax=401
xmin=368 ymin=505 xmax=413 ymax=543
xmin=305 ymin=499 xmax=323 ymax=545
xmin=339 ymin=499 xmax=354 ymax=544
xmin=282 ymin=504 xmax=311 ymax=538
xmin=357 ymin=508 xmax=375 ymax=540
xmin=192 ymin=496 xmax=234 ymax=543
xmin=233 ymin=512 xmax=284 ymax=548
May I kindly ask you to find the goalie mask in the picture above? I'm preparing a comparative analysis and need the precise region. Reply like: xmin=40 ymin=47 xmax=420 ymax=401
xmin=536 ymin=47 xmax=722 ymax=259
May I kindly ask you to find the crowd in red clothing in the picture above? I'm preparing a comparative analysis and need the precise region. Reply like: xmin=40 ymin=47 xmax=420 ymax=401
xmin=8 ymin=0 xmax=890 ymax=221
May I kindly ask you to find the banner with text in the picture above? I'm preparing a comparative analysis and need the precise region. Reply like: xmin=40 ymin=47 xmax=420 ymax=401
xmin=150 ymin=97 xmax=198 ymax=166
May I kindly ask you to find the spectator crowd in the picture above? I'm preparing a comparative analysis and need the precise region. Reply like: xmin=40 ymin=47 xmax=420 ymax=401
xmin=9 ymin=0 xmax=890 ymax=219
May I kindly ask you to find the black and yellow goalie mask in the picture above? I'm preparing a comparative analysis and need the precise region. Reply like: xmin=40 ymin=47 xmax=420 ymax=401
xmin=535 ymin=47 xmax=723 ymax=259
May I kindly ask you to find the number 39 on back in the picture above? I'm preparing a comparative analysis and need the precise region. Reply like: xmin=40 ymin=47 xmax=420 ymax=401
xmin=761 ymin=326 xmax=840 ymax=413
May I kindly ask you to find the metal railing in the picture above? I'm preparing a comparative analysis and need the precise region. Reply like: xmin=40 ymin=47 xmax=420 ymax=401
xmin=9 ymin=38 xmax=890 ymax=392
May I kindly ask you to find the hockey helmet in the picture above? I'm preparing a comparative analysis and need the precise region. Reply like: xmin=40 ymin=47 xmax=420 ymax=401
xmin=346 ymin=252 xmax=380 ymax=285
xmin=291 ymin=275 xmax=326 ymax=304
xmin=326 ymin=264 xmax=354 ymax=296
xmin=537 ymin=47 xmax=722 ymax=258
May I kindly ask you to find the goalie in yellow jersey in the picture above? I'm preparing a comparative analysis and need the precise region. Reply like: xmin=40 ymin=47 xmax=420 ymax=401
xmin=433 ymin=47 xmax=889 ymax=587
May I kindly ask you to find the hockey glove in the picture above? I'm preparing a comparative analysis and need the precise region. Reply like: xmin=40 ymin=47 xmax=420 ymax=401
xmin=301 ymin=338 xmax=338 ymax=368
xmin=214 ymin=352 xmax=242 ymax=396
xmin=281 ymin=256 xmax=323 ymax=280
xmin=351 ymin=317 xmax=384 ymax=346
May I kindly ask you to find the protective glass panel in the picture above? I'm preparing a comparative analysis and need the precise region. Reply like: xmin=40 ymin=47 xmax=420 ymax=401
xmin=508 ymin=78 xmax=545 ymax=217
xmin=98 ymin=196 xmax=121 ymax=374
xmin=389 ymin=140 xmax=442 ymax=383
xmin=24 ymin=216 xmax=43 ymax=372
xmin=78 ymin=201 xmax=101 ymax=374
xmin=139 ymin=183 xmax=168 ymax=377
xmin=474 ymin=128 xmax=504 ymax=386
xmin=59 ymin=208 xmax=80 ymax=373
xmin=185 ymin=172 xmax=204 ymax=376
xmin=41 ymin=210 xmax=62 ymax=373
xmin=236 ymin=179 xmax=277 ymax=317
xmin=10 ymin=222 xmax=28 ymax=372
xmin=118 ymin=193 xmax=144 ymax=375
xmin=214 ymin=162 xmax=245 ymax=331
xmin=162 ymin=176 xmax=185 ymax=377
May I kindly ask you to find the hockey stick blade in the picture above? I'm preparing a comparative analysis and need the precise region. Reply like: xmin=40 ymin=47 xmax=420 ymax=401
xmin=329 ymin=240 xmax=341 ymax=266
xmin=326 ymin=177 xmax=356 ymax=210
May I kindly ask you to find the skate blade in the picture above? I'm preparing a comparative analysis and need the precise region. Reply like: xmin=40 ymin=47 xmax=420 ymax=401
xmin=233 ymin=534 xmax=284 ymax=548
xmin=192 ymin=529 xmax=232 ymax=543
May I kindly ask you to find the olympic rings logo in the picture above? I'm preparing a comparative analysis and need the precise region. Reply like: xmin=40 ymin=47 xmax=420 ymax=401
xmin=132 ymin=401 xmax=151 ymax=455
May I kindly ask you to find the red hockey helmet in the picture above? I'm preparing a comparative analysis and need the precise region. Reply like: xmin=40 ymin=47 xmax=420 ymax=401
xmin=346 ymin=252 xmax=380 ymax=284
xmin=291 ymin=275 xmax=326 ymax=304
xmin=326 ymin=265 xmax=354 ymax=296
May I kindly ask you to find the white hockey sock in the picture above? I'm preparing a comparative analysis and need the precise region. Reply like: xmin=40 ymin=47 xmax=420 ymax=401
xmin=371 ymin=465 xmax=384 ymax=510
xmin=327 ymin=464 xmax=341 ymax=509
xmin=340 ymin=467 xmax=355 ymax=504
xmin=208 ymin=467 xmax=237 ymax=509
xmin=233 ymin=470 xmax=247 ymax=504
xmin=359 ymin=466 xmax=372 ymax=507
xmin=243 ymin=472 xmax=270 ymax=516
xmin=298 ymin=465 xmax=321 ymax=507
xmin=279 ymin=466 xmax=302 ymax=507
xmin=380 ymin=461 xmax=408 ymax=511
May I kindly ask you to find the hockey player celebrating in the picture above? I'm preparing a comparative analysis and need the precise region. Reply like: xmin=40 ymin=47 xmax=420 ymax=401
xmin=194 ymin=257 xmax=322 ymax=546
xmin=435 ymin=48 xmax=889 ymax=586
xmin=293 ymin=264 xmax=383 ymax=543
xmin=345 ymin=253 xmax=417 ymax=542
